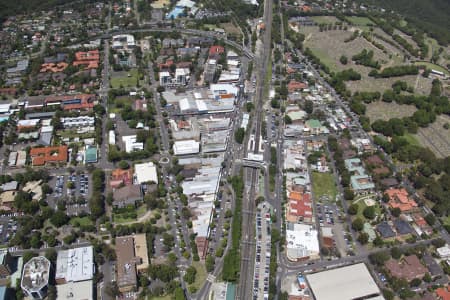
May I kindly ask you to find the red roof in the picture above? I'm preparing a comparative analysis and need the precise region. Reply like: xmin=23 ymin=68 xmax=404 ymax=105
xmin=287 ymin=192 xmax=312 ymax=221
xmin=386 ymin=188 xmax=417 ymax=212
xmin=436 ymin=285 xmax=450 ymax=300
xmin=209 ymin=45 xmax=224 ymax=57
xmin=29 ymin=146 xmax=68 ymax=166
xmin=288 ymin=80 xmax=307 ymax=92
xmin=73 ymin=50 xmax=100 ymax=69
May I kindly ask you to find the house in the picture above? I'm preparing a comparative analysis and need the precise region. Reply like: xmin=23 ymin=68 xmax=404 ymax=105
xmin=113 ymin=185 xmax=142 ymax=208
xmin=386 ymin=188 xmax=418 ymax=212
xmin=376 ymin=222 xmax=396 ymax=239
xmin=437 ymin=245 xmax=450 ymax=259
xmin=29 ymin=146 xmax=68 ymax=166
xmin=436 ymin=285 xmax=450 ymax=300
xmin=288 ymin=80 xmax=307 ymax=93
xmin=73 ymin=50 xmax=99 ymax=69
xmin=304 ymin=119 xmax=323 ymax=135
xmin=209 ymin=45 xmax=225 ymax=58
xmin=110 ymin=168 xmax=133 ymax=188
xmin=393 ymin=219 xmax=413 ymax=235
xmin=385 ymin=255 xmax=427 ymax=282
xmin=423 ymin=254 xmax=442 ymax=277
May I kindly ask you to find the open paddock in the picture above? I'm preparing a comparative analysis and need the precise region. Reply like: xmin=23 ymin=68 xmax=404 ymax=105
xmin=365 ymin=101 xmax=417 ymax=122
xmin=415 ymin=115 xmax=450 ymax=158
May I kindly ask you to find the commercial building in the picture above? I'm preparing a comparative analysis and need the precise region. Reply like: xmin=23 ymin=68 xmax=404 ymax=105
xmin=173 ymin=140 xmax=200 ymax=155
xmin=134 ymin=162 xmax=158 ymax=184
xmin=306 ymin=263 xmax=382 ymax=300
xmin=21 ymin=256 xmax=51 ymax=300
xmin=113 ymin=185 xmax=142 ymax=208
xmin=0 ymin=251 xmax=14 ymax=278
xmin=116 ymin=236 xmax=137 ymax=292
xmin=55 ymin=246 xmax=94 ymax=284
xmin=285 ymin=223 xmax=319 ymax=261
xmin=112 ymin=34 xmax=136 ymax=51
xmin=62 ymin=116 xmax=95 ymax=128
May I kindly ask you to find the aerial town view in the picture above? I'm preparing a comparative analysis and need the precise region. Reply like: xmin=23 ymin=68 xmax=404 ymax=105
xmin=0 ymin=0 xmax=449 ymax=299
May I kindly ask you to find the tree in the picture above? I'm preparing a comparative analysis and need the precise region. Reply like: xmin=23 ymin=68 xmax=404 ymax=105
xmin=174 ymin=287 xmax=186 ymax=300
xmin=206 ymin=255 xmax=215 ymax=272
xmin=234 ymin=128 xmax=245 ymax=144
xmin=348 ymin=203 xmax=358 ymax=215
xmin=357 ymin=232 xmax=369 ymax=245
xmin=424 ymin=213 xmax=436 ymax=226
xmin=363 ymin=206 xmax=376 ymax=219
xmin=423 ymin=273 xmax=432 ymax=283
xmin=50 ymin=210 xmax=69 ymax=227
xmin=410 ymin=278 xmax=421 ymax=287
xmin=344 ymin=188 xmax=355 ymax=200
xmin=340 ymin=55 xmax=348 ymax=65
xmin=284 ymin=115 xmax=292 ymax=124
xmin=304 ymin=100 xmax=314 ymax=114
xmin=373 ymin=235 xmax=384 ymax=247
xmin=391 ymin=207 xmax=401 ymax=217
xmin=352 ymin=218 xmax=364 ymax=231
xmin=391 ymin=247 xmax=402 ymax=259
xmin=184 ymin=266 xmax=197 ymax=284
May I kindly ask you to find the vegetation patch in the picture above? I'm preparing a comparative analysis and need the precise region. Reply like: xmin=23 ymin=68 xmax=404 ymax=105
xmin=111 ymin=69 xmax=139 ymax=89
xmin=347 ymin=16 xmax=375 ymax=26
xmin=312 ymin=172 xmax=337 ymax=201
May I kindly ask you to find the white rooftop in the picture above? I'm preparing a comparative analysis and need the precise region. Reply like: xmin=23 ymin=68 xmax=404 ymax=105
xmin=286 ymin=223 xmax=319 ymax=259
xmin=56 ymin=280 xmax=93 ymax=300
xmin=173 ymin=140 xmax=200 ymax=155
xmin=306 ymin=263 xmax=383 ymax=300
xmin=55 ymin=246 xmax=94 ymax=283
xmin=134 ymin=162 xmax=158 ymax=184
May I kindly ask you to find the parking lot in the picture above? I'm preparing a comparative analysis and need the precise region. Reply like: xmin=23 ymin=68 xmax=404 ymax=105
xmin=0 ymin=217 xmax=18 ymax=246
xmin=48 ymin=173 xmax=91 ymax=216
xmin=253 ymin=203 xmax=272 ymax=300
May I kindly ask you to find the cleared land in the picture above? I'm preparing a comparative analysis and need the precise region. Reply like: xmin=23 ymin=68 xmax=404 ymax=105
xmin=365 ymin=101 xmax=417 ymax=122
xmin=189 ymin=261 xmax=207 ymax=291
xmin=111 ymin=69 xmax=139 ymax=89
xmin=415 ymin=114 xmax=450 ymax=158
xmin=220 ymin=22 xmax=241 ymax=37
xmin=312 ymin=172 xmax=337 ymax=202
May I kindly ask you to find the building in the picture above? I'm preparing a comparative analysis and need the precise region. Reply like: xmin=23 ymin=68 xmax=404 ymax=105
xmin=134 ymin=162 xmax=158 ymax=184
xmin=0 ymin=250 xmax=14 ymax=278
xmin=286 ymin=192 xmax=312 ymax=223
xmin=116 ymin=236 xmax=137 ymax=292
xmin=306 ymin=263 xmax=382 ymax=300
xmin=62 ymin=116 xmax=95 ymax=128
xmin=21 ymin=256 xmax=51 ymax=300
xmin=173 ymin=140 xmax=200 ymax=155
xmin=113 ymin=185 xmax=142 ymax=208
xmin=133 ymin=234 xmax=149 ymax=273
xmin=385 ymin=255 xmax=428 ymax=282
xmin=386 ymin=188 xmax=418 ymax=212
xmin=55 ymin=246 xmax=94 ymax=300
xmin=437 ymin=245 xmax=450 ymax=259
xmin=29 ymin=145 xmax=68 ymax=166
xmin=85 ymin=146 xmax=98 ymax=164
xmin=376 ymin=221 xmax=396 ymax=238
xmin=112 ymin=34 xmax=136 ymax=52
xmin=110 ymin=168 xmax=133 ymax=188
xmin=73 ymin=50 xmax=99 ymax=69
xmin=286 ymin=223 xmax=320 ymax=261
xmin=55 ymin=246 xmax=94 ymax=284
xmin=122 ymin=135 xmax=144 ymax=153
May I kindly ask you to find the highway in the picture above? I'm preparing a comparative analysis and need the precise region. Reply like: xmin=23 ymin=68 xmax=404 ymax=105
xmin=237 ymin=0 xmax=273 ymax=298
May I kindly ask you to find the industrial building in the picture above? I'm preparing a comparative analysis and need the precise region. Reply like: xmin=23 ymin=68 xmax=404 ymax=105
xmin=134 ymin=162 xmax=158 ymax=184
xmin=173 ymin=140 xmax=200 ymax=155
xmin=285 ymin=223 xmax=320 ymax=261
xmin=306 ymin=263 xmax=383 ymax=300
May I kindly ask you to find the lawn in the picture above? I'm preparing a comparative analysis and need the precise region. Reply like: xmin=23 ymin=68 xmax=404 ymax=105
xmin=112 ymin=213 xmax=137 ymax=224
xmin=189 ymin=261 xmax=207 ymax=292
xmin=312 ymin=172 xmax=337 ymax=202
xmin=347 ymin=16 xmax=375 ymax=26
xmin=402 ymin=133 xmax=421 ymax=147
xmin=413 ymin=61 xmax=450 ymax=75
xmin=149 ymin=296 xmax=172 ymax=300
xmin=415 ymin=114 xmax=450 ymax=158
xmin=352 ymin=194 xmax=381 ymax=221
xmin=111 ymin=69 xmax=139 ymax=89
xmin=365 ymin=102 xmax=417 ymax=122
xmin=70 ymin=216 xmax=94 ymax=227
xmin=137 ymin=205 xmax=148 ymax=218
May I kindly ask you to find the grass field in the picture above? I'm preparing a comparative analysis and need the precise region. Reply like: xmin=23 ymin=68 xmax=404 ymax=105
xmin=69 ymin=216 xmax=94 ymax=227
xmin=346 ymin=74 xmax=432 ymax=95
xmin=347 ymin=16 xmax=375 ymax=26
xmin=353 ymin=194 xmax=381 ymax=221
xmin=220 ymin=22 xmax=241 ymax=37
xmin=402 ymin=133 xmax=421 ymax=147
xmin=415 ymin=115 xmax=450 ymax=158
xmin=189 ymin=261 xmax=207 ymax=291
xmin=111 ymin=69 xmax=139 ymax=89
xmin=413 ymin=61 xmax=450 ymax=75
xmin=365 ymin=101 xmax=417 ymax=122
xmin=311 ymin=16 xmax=340 ymax=24
xmin=312 ymin=172 xmax=337 ymax=202
xmin=149 ymin=296 xmax=171 ymax=300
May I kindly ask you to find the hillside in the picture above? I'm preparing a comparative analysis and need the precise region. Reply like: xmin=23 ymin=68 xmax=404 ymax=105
xmin=360 ymin=0 xmax=450 ymax=45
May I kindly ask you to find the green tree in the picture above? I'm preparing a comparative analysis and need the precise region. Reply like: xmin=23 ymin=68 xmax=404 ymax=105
xmin=340 ymin=55 xmax=348 ymax=65
xmin=348 ymin=203 xmax=358 ymax=215
xmin=391 ymin=207 xmax=401 ymax=217
xmin=234 ymin=128 xmax=245 ymax=144
xmin=363 ymin=206 xmax=376 ymax=219
xmin=206 ymin=255 xmax=215 ymax=272
xmin=357 ymin=232 xmax=369 ymax=245
xmin=118 ymin=160 xmax=130 ymax=170
xmin=50 ymin=210 xmax=70 ymax=227
xmin=391 ymin=247 xmax=402 ymax=259
xmin=352 ymin=218 xmax=364 ymax=231
xmin=184 ymin=266 xmax=197 ymax=284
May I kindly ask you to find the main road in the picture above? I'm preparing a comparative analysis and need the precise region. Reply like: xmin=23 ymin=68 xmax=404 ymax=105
xmin=238 ymin=0 xmax=273 ymax=298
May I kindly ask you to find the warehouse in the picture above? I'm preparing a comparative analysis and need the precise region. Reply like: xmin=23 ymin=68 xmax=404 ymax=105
xmin=306 ymin=263 xmax=383 ymax=300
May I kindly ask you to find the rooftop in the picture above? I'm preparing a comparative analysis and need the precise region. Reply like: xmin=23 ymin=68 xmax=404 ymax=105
xmin=21 ymin=256 xmax=51 ymax=293
xmin=55 ymin=246 xmax=94 ymax=283
xmin=306 ymin=263 xmax=382 ymax=300
xmin=134 ymin=162 xmax=158 ymax=184
xmin=385 ymin=255 xmax=428 ymax=282
xmin=115 ymin=236 xmax=137 ymax=290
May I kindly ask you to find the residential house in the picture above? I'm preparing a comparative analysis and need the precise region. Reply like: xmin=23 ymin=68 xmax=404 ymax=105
xmin=385 ymin=255 xmax=427 ymax=282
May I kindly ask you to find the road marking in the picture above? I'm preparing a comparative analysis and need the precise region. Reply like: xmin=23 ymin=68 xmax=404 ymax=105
xmin=207 ymin=274 xmax=216 ymax=282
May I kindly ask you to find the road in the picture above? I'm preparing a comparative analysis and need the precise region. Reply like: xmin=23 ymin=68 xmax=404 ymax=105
xmin=237 ymin=0 xmax=273 ymax=298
